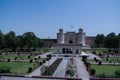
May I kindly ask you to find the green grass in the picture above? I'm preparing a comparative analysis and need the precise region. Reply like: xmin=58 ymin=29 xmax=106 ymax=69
xmin=83 ymin=48 xmax=107 ymax=54
xmin=91 ymin=64 xmax=120 ymax=77
xmin=0 ymin=62 xmax=36 ymax=74
xmin=1 ymin=54 xmax=34 ymax=60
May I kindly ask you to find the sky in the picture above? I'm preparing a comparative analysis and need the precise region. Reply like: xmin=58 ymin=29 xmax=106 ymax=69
xmin=0 ymin=0 xmax=120 ymax=39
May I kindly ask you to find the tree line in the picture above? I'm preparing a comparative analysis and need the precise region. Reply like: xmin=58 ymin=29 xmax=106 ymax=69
xmin=0 ymin=30 xmax=43 ymax=52
xmin=95 ymin=32 xmax=120 ymax=53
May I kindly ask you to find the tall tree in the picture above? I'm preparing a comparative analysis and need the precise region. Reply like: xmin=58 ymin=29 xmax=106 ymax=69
xmin=4 ymin=31 xmax=17 ymax=51
xmin=0 ymin=30 xmax=4 ymax=49
xmin=105 ymin=32 xmax=119 ymax=52
xmin=95 ymin=34 xmax=104 ymax=47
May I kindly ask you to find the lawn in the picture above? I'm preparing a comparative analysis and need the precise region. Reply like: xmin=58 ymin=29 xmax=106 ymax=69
xmin=91 ymin=64 xmax=120 ymax=77
xmin=0 ymin=62 xmax=36 ymax=74
xmin=0 ymin=54 xmax=34 ymax=60
xmin=83 ymin=48 xmax=107 ymax=54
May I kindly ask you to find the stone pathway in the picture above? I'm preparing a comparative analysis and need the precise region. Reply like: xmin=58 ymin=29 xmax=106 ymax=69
xmin=28 ymin=57 xmax=57 ymax=76
xmin=0 ymin=76 xmax=58 ymax=80
xmin=34 ymin=52 xmax=52 ymax=58
xmin=88 ymin=53 xmax=102 ymax=60
xmin=75 ymin=57 xmax=90 ymax=80
xmin=53 ymin=58 xmax=68 ymax=77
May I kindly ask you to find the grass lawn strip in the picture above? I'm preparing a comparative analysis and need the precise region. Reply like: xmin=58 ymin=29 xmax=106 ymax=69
xmin=0 ymin=62 xmax=36 ymax=74
xmin=91 ymin=64 xmax=120 ymax=77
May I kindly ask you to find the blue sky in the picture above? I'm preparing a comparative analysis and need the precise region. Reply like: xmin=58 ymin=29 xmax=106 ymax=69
xmin=0 ymin=0 xmax=120 ymax=38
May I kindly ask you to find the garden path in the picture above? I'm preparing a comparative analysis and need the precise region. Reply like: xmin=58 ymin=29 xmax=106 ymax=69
xmin=87 ymin=53 xmax=102 ymax=60
xmin=75 ymin=57 xmax=90 ymax=80
xmin=27 ymin=57 xmax=57 ymax=76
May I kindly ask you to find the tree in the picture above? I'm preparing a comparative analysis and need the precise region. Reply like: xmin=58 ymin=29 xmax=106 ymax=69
xmin=105 ymin=32 xmax=119 ymax=52
xmin=95 ymin=34 xmax=104 ymax=47
xmin=4 ymin=31 xmax=17 ymax=51
xmin=114 ymin=69 xmax=120 ymax=78
xmin=0 ymin=30 xmax=4 ymax=49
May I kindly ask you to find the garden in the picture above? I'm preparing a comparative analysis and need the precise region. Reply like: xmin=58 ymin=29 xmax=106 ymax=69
xmin=91 ymin=64 xmax=120 ymax=78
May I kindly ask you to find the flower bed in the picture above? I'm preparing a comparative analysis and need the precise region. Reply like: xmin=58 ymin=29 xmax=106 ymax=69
xmin=65 ymin=58 xmax=77 ymax=78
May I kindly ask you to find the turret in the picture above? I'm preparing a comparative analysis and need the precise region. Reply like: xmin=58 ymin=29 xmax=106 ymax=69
xmin=77 ymin=28 xmax=85 ymax=45
xmin=57 ymin=28 xmax=65 ymax=44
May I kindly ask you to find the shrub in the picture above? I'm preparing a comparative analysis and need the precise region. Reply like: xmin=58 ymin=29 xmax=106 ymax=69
xmin=90 ymin=69 xmax=96 ymax=76
xmin=14 ymin=57 xmax=17 ymax=60
xmin=47 ymin=54 xmax=52 ymax=59
xmin=7 ymin=58 xmax=10 ymax=62
xmin=40 ymin=62 xmax=43 ymax=65
xmin=114 ymin=69 xmax=120 ymax=78
xmin=0 ymin=66 xmax=11 ymax=73
xmin=34 ymin=58 xmax=37 ymax=61
xmin=93 ymin=51 xmax=96 ymax=54
xmin=38 ymin=56 xmax=41 ymax=59
xmin=94 ymin=57 xmax=97 ymax=61
xmin=98 ymin=61 xmax=102 ymax=65
xmin=27 ymin=67 xmax=32 ymax=73
xmin=99 ymin=73 xmax=106 ymax=78
xmin=99 ymin=52 xmax=102 ymax=57
xmin=43 ymin=60 xmax=46 ymax=63
xmin=29 ymin=59 xmax=33 ymax=63
xmin=106 ymin=57 xmax=109 ymax=61
xmin=28 ymin=55 xmax=31 ymax=59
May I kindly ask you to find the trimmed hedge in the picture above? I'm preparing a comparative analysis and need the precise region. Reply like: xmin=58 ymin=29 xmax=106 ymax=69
xmin=42 ymin=58 xmax=62 ymax=76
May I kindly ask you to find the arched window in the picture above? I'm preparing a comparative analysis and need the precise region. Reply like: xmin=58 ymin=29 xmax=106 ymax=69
xmin=62 ymin=48 xmax=65 ymax=53
xmin=69 ymin=40 xmax=73 ymax=44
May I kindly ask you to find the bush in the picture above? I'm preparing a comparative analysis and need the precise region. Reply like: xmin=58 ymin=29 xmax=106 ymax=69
xmin=34 ymin=58 xmax=37 ymax=61
xmin=99 ymin=52 xmax=102 ymax=57
xmin=94 ymin=57 xmax=97 ymax=61
xmin=99 ymin=73 xmax=106 ymax=78
xmin=29 ymin=59 xmax=33 ymax=63
xmin=14 ymin=57 xmax=17 ymax=60
xmin=27 ymin=67 xmax=32 ymax=73
xmin=40 ymin=62 xmax=43 ymax=65
xmin=28 ymin=55 xmax=31 ymax=59
xmin=93 ymin=51 xmax=96 ymax=54
xmin=114 ymin=69 xmax=120 ymax=78
xmin=90 ymin=69 xmax=96 ymax=76
xmin=98 ymin=61 xmax=102 ymax=65
xmin=7 ymin=58 xmax=10 ymax=62
xmin=38 ymin=56 xmax=41 ymax=59
xmin=0 ymin=66 xmax=11 ymax=73
xmin=106 ymin=57 xmax=109 ymax=61
xmin=47 ymin=54 xmax=52 ymax=59
xmin=43 ymin=60 xmax=46 ymax=63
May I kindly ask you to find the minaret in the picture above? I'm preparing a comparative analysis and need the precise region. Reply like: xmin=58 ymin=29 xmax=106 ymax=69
xmin=77 ymin=28 xmax=85 ymax=45
xmin=57 ymin=28 xmax=65 ymax=44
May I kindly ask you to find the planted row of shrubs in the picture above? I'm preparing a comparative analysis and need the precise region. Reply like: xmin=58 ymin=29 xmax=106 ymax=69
xmin=42 ymin=58 xmax=62 ymax=76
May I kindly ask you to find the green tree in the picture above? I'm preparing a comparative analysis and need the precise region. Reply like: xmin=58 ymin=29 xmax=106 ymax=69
xmin=95 ymin=34 xmax=104 ymax=47
xmin=4 ymin=31 xmax=17 ymax=51
xmin=0 ymin=30 xmax=4 ymax=49
xmin=105 ymin=32 xmax=119 ymax=52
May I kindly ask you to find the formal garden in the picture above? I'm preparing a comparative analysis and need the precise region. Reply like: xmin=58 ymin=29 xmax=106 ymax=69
xmin=82 ymin=48 xmax=120 ymax=78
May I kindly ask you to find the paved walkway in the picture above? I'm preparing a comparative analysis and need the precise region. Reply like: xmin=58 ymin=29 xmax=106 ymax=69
xmin=34 ymin=52 xmax=52 ymax=58
xmin=0 ymin=76 xmax=58 ymax=80
xmin=75 ymin=58 xmax=90 ymax=80
xmin=88 ymin=53 xmax=102 ymax=60
xmin=28 ymin=57 xmax=57 ymax=76
xmin=53 ymin=58 xmax=68 ymax=77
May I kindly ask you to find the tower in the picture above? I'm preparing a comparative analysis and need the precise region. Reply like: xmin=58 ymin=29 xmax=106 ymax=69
xmin=77 ymin=28 xmax=85 ymax=45
xmin=57 ymin=28 xmax=65 ymax=44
